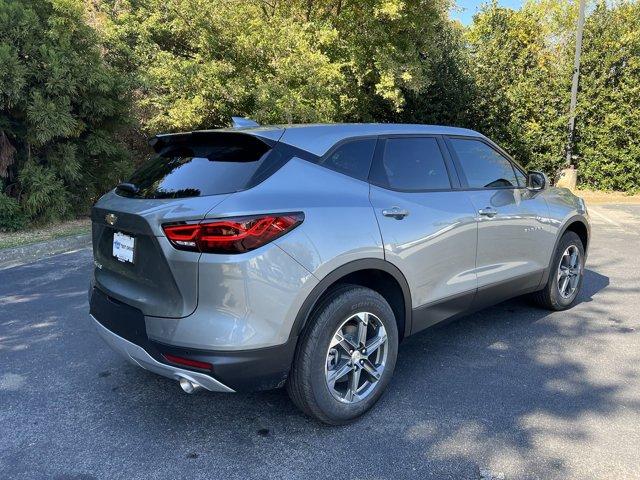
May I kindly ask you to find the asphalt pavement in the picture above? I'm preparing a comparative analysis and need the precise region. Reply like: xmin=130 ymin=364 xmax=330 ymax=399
xmin=1 ymin=204 xmax=639 ymax=480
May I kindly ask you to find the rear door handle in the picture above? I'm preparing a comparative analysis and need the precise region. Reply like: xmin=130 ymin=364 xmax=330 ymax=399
xmin=478 ymin=207 xmax=497 ymax=218
xmin=382 ymin=207 xmax=409 ymax=220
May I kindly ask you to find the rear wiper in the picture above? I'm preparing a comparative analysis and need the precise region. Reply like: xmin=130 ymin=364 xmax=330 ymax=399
xmin=116 ymin=182 xmax=139 ymax=194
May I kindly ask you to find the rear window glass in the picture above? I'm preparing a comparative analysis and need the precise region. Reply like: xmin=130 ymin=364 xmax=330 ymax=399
xmin=118 ymin=134 xmax=275 ymax=199
xmin=314 ymin=138 xmax=376 ymax=180
xmin=370 ymin=137 xmax=451 ymax=191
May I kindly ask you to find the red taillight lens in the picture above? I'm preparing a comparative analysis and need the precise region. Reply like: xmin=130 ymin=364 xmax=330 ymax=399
xmin=162 ymin=213 xmax=304 ymax=254
xmin=162 ymin=353 xmax=213 ymax=371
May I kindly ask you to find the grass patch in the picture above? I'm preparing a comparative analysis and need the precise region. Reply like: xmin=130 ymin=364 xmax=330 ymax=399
xmin=0 ymin=218 xmax=91 ymax=250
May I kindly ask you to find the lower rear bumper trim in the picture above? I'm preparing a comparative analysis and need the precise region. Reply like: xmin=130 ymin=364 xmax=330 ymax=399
xmin=91 ymin=314 xmax=235 ymax=393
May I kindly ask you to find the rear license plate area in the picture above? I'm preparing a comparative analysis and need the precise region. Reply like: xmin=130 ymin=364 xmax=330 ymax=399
xmin=113 ymin=231 xmax=135 ymax=263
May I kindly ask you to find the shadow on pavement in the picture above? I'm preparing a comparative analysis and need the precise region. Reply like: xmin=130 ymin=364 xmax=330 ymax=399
xmin=2 ymin=253 xmax=639 ymax=479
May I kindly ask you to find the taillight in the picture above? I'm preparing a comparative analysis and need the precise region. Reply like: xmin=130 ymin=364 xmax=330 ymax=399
xmin=162 ymin=213 xmax=304 ymax=254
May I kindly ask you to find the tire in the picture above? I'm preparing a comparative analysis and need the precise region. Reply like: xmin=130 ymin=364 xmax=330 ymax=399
xmin=287 ymin=284 xmax=399 ymax=425
xmin=531 ymin=231 xmax=585 ymax=311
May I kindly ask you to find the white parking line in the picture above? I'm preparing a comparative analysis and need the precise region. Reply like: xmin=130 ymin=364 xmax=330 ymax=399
xmin=588 ymin=206 xmax=623 ymax=227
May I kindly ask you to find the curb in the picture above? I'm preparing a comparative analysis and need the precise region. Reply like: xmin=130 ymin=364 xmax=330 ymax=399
xmin=0 ymin=233 xmax=92 ymax=270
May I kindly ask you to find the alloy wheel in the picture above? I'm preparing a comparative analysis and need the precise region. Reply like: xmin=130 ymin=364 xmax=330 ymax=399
xmin=557 ymin=244 xmax=582 ymax=299
xmin=325 ymin=312 xmax=388 ymax=404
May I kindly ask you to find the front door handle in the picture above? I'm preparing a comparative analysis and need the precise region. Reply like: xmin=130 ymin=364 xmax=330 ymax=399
xmin=382 ymin=207 xmax=409 ymax=220
xmin=478 ymin=207 xmax=498 ymax=218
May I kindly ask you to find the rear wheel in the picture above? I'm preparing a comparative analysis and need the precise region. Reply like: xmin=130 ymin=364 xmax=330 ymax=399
xmin=287 ymin=285 xmax=398 ymax=425
xmin=531 ymin=231 xmax=585 ymax=310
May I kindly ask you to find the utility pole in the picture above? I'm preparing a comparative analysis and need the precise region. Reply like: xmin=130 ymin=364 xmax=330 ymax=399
xmin=565 ymin=0 xmax=587 ymax=166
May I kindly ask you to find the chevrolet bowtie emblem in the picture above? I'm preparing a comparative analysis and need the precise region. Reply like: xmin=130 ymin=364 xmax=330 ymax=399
xmin=105 ymin=213 xmax=118 ymax=226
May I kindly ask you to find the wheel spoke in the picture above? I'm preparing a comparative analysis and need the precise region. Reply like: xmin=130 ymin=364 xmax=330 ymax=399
xmin=365 ymin=331 xmax=387 ymax=356
xmin=362 ymin=359 xmax=383 ymax=381
xmin=331 ymin=332 xmax=358 ymax=354
xmin=560 ymin=276 xmax=570 ymax=296
xmin=345 ymin=367 xmax=361 ymax=401
xmin=569 ymin=273 xmax=580 ymax=290
xmin=570 ymin=249 xmax=579 ymax=268
xmin=327 ymin=362 xmax=353 ymax=388
xmin=356 ymin=312 xmax=369 ymax=347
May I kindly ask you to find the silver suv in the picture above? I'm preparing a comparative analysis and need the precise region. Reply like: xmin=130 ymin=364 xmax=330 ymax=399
xmin=89 ymin=123 xmax=590 ymax=424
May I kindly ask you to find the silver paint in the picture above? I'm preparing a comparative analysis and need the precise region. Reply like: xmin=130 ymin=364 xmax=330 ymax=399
xmin=90 ymin=123 xmax=589 ymax=365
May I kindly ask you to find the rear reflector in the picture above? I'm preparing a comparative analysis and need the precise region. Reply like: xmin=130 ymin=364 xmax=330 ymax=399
xmin=162 ymin=212 xmax=304 ymax=254
xmin=162 ymin=353 xmax=213 ymax=371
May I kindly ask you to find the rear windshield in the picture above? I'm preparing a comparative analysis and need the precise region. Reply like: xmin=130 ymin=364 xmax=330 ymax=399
xmin=117 ymin=134 xmax=276 ymax=199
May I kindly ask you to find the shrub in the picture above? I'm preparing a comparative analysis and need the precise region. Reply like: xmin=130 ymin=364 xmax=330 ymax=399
xmin=0 ymin=0 xmax=131 ymax=226
xmin=0 ymin=192 xmax=26 ymax=231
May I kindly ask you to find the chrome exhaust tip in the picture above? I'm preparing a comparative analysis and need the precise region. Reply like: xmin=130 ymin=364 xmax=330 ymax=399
xmin=179 ymin=377 xmax=202 ymax=394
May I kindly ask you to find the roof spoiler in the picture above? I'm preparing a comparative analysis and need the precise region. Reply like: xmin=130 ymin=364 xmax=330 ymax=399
xmin=148 ymin=117 xmax=261 ymax=152
xmin=231 ymin=116 xmax=259 ymax=128
xmin=148 ymin=130 xmax=271 ymax=153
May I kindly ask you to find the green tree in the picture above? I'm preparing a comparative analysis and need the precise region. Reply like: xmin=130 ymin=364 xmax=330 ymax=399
xmin=577 ymin=1 xmax=640 ymax=191
xmin=98 ymin=0 xmax=458 ymax=134
xmin=0 ymin=0 xmax=131 ymax=229
xmin=465 ymin=0 xmax=576 ymax=174
xmin=99 ymin=0 xmax=347 ymax=132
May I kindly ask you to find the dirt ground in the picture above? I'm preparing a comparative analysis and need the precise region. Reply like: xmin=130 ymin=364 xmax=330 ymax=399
xmin=577 ymin=189 xmax=640 ymax=205
xmin=0 ymin=218 xmax=90 ymax=249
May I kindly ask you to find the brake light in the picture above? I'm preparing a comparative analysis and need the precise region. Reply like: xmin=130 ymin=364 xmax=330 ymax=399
xmin=162 ymin=213 xmax=304 ymax=254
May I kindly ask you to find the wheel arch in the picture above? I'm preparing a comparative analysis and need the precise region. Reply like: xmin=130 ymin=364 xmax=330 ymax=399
xmin=291 ymin=259 xmax=413 ymax=342
xmin=564 ymin=218 xmax=589 ymax=252
xmin=539 ymin=214 xmax=590 ymax=287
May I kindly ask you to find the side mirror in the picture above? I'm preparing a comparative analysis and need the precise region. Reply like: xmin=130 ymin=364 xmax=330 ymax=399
xmin=527 ymin=171 xmax=547 ymax=191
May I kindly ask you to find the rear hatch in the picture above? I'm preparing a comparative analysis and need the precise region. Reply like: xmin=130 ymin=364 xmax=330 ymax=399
xmin=91 ymin=130 xmax=284 ymax=318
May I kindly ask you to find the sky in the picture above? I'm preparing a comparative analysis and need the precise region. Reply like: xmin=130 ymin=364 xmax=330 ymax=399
xmin=450 ymin=0 xmax=523 ymax=25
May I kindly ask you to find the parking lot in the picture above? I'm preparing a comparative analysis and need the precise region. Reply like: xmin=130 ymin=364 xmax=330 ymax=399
xmin=1 ymin=204 xmax=640 ymax=480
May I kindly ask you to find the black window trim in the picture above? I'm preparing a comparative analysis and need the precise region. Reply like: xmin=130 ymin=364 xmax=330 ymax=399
xmin=367 ymin=134 xmax=459 ymax=193
xmin=443 ymin=135 xmax=528 ymax=191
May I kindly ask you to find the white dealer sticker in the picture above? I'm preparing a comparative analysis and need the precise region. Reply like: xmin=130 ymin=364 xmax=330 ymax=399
xmin=113 ymin=232 xmax=135 ymax=263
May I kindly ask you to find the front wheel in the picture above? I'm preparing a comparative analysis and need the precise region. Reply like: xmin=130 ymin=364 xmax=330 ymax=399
xmin=287 ymin=285 xmax=398 ymax=425
xmin=531 ymin=231 xmax=585 ymax=310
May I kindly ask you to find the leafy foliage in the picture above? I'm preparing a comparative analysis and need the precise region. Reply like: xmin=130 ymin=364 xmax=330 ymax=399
xmin=465 ymin=0 xmax=576 ymax=175
xmin=0 ymin=192 xmax=26 ymax=231
xmin=1 ymin=0 xmax=639 ymax=232
xmin=465 ymin=0 xmax=640 ymax=190
xmin=577 ymin=1 xmax=640 ymax=191
xmin=0 ymin=0 xmax=131 ymax=225
xmin=98 ymin=0 xmax=455 ymax=130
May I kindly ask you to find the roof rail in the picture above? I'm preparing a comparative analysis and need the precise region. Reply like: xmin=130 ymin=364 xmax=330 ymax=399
xmin=231 ymin=116 xmax=259 ymax=128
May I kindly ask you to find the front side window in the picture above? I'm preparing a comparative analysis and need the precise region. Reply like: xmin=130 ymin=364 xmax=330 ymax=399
xmin=514 ymin=167 xmax=527 ymax=187
xmin=449 ymin=138 xmax=518 ymax=189
xmin=370 ymin=137 xmax=451 ymax=191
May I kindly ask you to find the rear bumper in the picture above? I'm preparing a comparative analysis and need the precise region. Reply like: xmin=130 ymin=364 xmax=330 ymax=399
xmin=89 ymin=286 xmax=296 ymax=392
xmin=92 ymin=315 xmax=234 ymax=393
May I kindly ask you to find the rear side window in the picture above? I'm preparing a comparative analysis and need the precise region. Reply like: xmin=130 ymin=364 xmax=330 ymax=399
xmin=449 ymin=138 xmax=518 ymax=189
xmin=370 ymin=137 xmax=451 ymax=191
xmin=118 ymin=134 xmax=277 ymax=199
xmin=314 ymin=138 xmax=376 ymax=180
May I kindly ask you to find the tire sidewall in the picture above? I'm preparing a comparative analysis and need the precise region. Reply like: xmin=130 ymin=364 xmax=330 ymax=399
xmin=306 ymin=288 xmax=398 ymax=424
